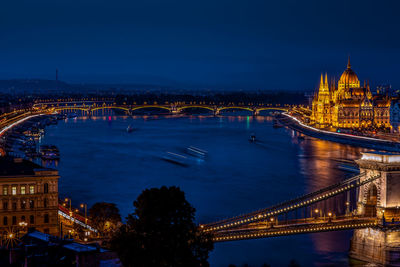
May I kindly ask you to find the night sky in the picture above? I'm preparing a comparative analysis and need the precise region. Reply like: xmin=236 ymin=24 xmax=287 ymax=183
xmin=1 ymin=0 xmax=400 ymax=91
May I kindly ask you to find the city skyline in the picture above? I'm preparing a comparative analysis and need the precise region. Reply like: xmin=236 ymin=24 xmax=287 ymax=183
xmin=1 ymin=0 xmax=400 ymax=90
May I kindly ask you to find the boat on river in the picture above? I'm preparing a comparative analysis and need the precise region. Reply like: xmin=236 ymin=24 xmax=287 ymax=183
xmin=127 ymin=125 xmax=134 ymax=133
xmin=162 ymin=152 xmax=189 ymax=166
xmin=39 ymin=145 xmax=60 ymax=160
xmin=186 ymin=146 xmax=207 ymax=158
xmin=249 ymin=134 xmax=256 ymax=142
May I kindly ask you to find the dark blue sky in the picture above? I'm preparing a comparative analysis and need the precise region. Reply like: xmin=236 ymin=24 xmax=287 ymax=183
xmin=1 ymin=0 xmax=400 ymax=91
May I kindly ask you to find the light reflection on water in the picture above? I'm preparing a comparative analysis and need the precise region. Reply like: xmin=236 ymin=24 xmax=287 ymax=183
xmin=40 ymin=111 xmax=371 ymax=267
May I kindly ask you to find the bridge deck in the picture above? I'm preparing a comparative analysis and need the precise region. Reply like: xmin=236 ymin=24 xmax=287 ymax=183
xmin=213 ymin=216 xmax=377 ymax=242
xmin=203 ymin=173 xmax=380 ymax=232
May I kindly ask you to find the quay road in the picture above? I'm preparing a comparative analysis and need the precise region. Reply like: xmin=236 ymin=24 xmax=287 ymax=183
xmin=0 ymin=111 xmax=51 ymax=137
xmin=278 ymin=113 xmax=400 ymax=152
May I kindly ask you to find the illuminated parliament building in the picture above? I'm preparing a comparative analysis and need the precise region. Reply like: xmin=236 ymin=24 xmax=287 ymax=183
xmin=311 ymin=58 xmax=390 ymax=129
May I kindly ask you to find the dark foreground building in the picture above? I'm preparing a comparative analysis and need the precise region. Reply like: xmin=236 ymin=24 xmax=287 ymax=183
xmin=7 ymin=230 xmax=121 ymax=266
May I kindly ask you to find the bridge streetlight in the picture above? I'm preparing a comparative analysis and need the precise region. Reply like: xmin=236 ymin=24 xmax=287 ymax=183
xmin=64 ymin=198 xmax=72 ymax=216
xmin=328 ymin=212 xmax=332 ymax=223
xmin=80 ymin=203 xmax=88 ymax=224
xmin=269 ymin=217 xmax=275 ymax=228
xmin=314 ymin=209 xmax=319 ymax=219
xmin=345 ymin=201 xmax=351 ymax=216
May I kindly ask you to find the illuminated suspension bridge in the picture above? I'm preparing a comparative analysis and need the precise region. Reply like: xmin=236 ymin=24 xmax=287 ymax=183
xmin=201 ymin=151 xmax=400 ymax=242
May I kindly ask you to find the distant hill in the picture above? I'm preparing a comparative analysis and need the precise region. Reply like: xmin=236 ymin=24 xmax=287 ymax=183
xmin=0 ymin=79 xmax=309 ymax=95
xmin=0 ymin=79 xmax=74 ymax=94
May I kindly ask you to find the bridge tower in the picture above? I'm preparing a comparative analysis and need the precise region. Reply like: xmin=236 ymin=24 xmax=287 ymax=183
xmin=355 ymin=152 xmax=400 ymax=219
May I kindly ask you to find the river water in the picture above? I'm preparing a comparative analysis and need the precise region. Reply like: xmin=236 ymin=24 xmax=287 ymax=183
xmin=39 ymin=111 xmax=369 ymax=267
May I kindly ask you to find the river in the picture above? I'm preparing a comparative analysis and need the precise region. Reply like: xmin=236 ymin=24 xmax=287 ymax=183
xmin=38 ymin=111 xmax=369 ymax=267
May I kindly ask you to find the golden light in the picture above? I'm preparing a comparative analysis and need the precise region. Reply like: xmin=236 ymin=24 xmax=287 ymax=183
xmin=314 ymin=209 xmax=319 ymax=213
xmin=8 ymin=234 xmax=13 ymax=239
xmin=270 ymin=218 xmax=274 ymax=222
xmin=64 ymin=198 xmax=68 ymax=202
xmin=328 ymin=212 xmax=332 ymax=217
xmin=80 ymin=204 xmax=84 ymax=208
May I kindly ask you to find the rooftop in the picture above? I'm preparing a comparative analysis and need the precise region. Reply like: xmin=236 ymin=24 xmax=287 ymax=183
xmin=0 ymin=157 xmax=52 ymax=176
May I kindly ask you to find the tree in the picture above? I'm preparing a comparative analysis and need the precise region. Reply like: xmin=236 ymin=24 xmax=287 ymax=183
xmin=89 ymin=202 xmax=121 ymax=238
xmin=73 ymin=223 xmax=86 ymax=241
xmin=288 ymin=259 xmax=301 ymax=267
xmin=111 ymin=186 xmax=214 ymax=267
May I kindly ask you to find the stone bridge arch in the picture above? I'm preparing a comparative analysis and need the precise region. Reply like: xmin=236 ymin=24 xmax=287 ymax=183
xmin=355 ymin=152 xmax=400 ymax=218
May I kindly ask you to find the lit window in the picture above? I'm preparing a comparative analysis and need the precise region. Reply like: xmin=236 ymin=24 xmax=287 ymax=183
xmin=21 ymin=186 xmax=26 ymax=195
xmin=11 ymin=186 xmax=17 ymax=195
xmin=29 ymin=185 xmax=35 ymax=194
xmin=3 ymin=187 xmax=7 ymax=196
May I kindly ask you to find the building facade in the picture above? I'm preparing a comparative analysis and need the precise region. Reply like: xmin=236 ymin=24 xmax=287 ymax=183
xmin=0 ymin=157 xmax=59 ymax=236
xmin=390 ymin=100 xmax=400 ymax=132
xmin=311 ymin=58 xmax=391 ymax=129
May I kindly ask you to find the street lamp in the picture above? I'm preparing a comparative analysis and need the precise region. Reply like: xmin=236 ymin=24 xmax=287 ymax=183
xmin=19 ymin=221 xmax=28 ymax=235
xmin=314 ymin=209 xmax=319 ymax=219
xmin=80 ymin=203 xmax=88 ymax=224
xmin=64 ymin=198 xmax=72 ymax=215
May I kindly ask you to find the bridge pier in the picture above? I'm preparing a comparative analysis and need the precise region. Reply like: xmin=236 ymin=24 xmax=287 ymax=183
xmin=350 ymin=152 xmax=400 ymax=265
xmin=355 ymin=152 xmax=400 ymax=219
xmin=350 ymin=227 xmax=400 ymax=265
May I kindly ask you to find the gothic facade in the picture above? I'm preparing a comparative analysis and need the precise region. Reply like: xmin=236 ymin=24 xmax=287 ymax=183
xmin=311 ymin=58 xmax=391 ymax=129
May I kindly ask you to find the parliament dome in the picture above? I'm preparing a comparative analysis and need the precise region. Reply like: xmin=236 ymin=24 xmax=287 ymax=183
xmin=338 ymin=57 xmax=360 ymax=87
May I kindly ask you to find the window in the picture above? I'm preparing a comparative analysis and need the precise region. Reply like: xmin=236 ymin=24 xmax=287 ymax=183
xmin=3 ymin=187 xmax=7 ymax=196
xmin=3 ymin=202 xmax=7 ymax=210
xmin=29 ymin=185 xmax=35 ymax=194
xmin=12 ymin=202 xmax=17 ymax=210
xmin=44 ymin=214 xmax=49 ymax=224
xmin=11 ymin=186 xmax=17 ymax=195
xmin=29 ymin=215 xmax=34 ymax=224
xmin=21 ymin=215 xmax=25 ymax=222
xmin=3 ymin=217 xmax=7 ymax=226
xmin=12 ymin=216 xmax=16 ymax=225
xmin=43 ymin=198 xmax=48 ymax=208
xmin=21 ymin=186 xmax=26 ymax=195
xmin=44 ymin=183 xmax=49 ymax=194
xmin=29 ymin=200 xmax=34 ymax=209
xmin=21 ymin=200 xmax=26 ymax=209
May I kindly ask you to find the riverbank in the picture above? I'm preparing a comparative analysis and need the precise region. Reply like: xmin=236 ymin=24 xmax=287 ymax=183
xmin=279 ymin=113 xmax=400 ymax=152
